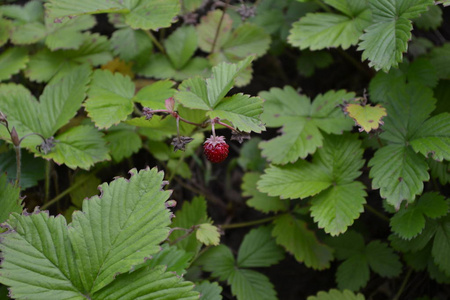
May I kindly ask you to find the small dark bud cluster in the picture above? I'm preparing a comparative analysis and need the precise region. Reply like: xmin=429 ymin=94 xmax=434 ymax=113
xmin=231 ymin=130 xmax=251 ymax=143
xmin=236 ymin=4 xmax=255 ymax=21
xmin=171 ymin=136 xmax=194 ymax=152
xmin=37 ymin=137 xmax=56 ymax=155
xmin=142 ymin=107 xmax=154 ymax=120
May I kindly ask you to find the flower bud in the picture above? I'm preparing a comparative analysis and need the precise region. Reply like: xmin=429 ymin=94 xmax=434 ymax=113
xmin=10 ymin=127 xmax=20 ymax=146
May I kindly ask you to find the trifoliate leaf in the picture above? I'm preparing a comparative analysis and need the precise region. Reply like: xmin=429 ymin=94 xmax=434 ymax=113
xmin=258 ymin=86 xmax=354 ymax=164
xmin=0 ymin=47 xmax=28 ymax=82
xmin=272 ymin=214 xmax=333 ymax=269
xmin=0 ymin=173 xmax=22 ymax=223
xmin=41 ymin=125 xmax=110 ymax=170
xmin=93 ymin=265 xmax=199 ymax=299
xmin=45 ymin=15 xmax=97 ymax=51
xmin=85 ymin=69 xmax=135 ymax=129
xmin=110 ymin=27 xmax=153 ymax=63
xmin=104 ymin=124 xmax=142 ymax=162
xmin=365 ymin=240 xmax=402 ymax=277
xmin=170 ymin=196 xmax=208 ymax=255
xmin=196 ymin=245 xmax=235 ymax=281
xmin=194 ymin=281 xmax=223 ymax=300
xmin=343 ymin=102 xmax=387 ymax=133
xmin=307 ymin=289 xmax=365 ymax=300
xmin=391 ymin=193 xmax=448 ymax=239
xmin=358 ymin=0 xmax=434 ymax=71
xmin=228 ymin=268 xmax=278 ymax=300
xmin=26 ymin=32 xmax=112 ymax=82
xmin=336 ymin=254 xmax=369 ymax=291
xmin=196 ymin=223 xmax=220 ymax=246
xmin=242 ymin=172 xmax=289 ymax=213
xmin=289 ymin=5 xmax=371 ymax=50
xmin=237 ymin=226 xmax=284 ymax=268
xmin=0 ymin=168 xmax=176 ymax=298
xmin=165 ymin=26 xmax=198 ymax=70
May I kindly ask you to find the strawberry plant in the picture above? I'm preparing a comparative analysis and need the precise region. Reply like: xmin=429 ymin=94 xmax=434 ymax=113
xmin=0 ymin=0 xmax=449 ymax=299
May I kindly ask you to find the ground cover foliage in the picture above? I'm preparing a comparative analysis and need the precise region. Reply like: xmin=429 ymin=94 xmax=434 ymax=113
xmin=0 ymin=0 xmax=449 ymax=299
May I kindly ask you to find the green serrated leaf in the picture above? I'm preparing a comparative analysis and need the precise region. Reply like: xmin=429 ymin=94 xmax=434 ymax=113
xmin=194 ymin=281 xmax=223 ymax=300
xmin=124 ymin=0 xmax=180 ymax=30
xmin=221 ymin=23 xmax=271 ymax=59
xmin=259 ymin=86 xmax=354 ymax=164
xmin=85 ymin=69 xmax=135 ymax=129
xmin=165 ymin=26 xmax=198 ymax=70
xmin=10 ymin=22 xmax=46 ymax=45
xmin=432 ymin=215 xmax=450 ymax=276
xmin=170 ymin=196 xmax=208 ymax=255
xmin=0 ymin=47 xmax=28 ymax=82
xmin=144 ymin=244 xmax=193 ymax=275
xmin=428 ymin=43 xmax=450 ymax=79
xmin=272 ymin=214 xmax=333 ymax=269
xmin=46 ymin=0 xmax=128 ymax=20
xmin=228 ymin=269 xmax=278 ymax=300
xmin=336 ymin=254 xmax=370 ymax=291
xmin=358 ymin=0 xmax=433 ymax=71
xmin=307 ymin=289 xmax=365 ymax=300
xmin=1 ymin=0 xmax=44 ymax=23
xmin=0 ymin=173 xmax=22 ymax=223
xmin=242 ymin=172 xmax=288 ymax=213
xmin=237 ymin=226 xmax=284 ymax=268
xmin=104 ymin=124 xmax=142 ymax=162
xmin=41 ymin=125 xmax=110 ymax=170
xmin=197 ymin=10 xmax=233 ymax=53
xmin=134 ymin=80 xmax=176 ymax=109
xmin=93 ymin=265 xmax=199 ymax=299
xmin=196 ymin=223 xmax=220 ymax=246
xmin=365 ymin=240 xmax=402 ymax=277
xmin=413 ymin=5 xmax=443 ymax=30
xmin=111 ymin=27 xmax=153 ymax=63
xmin=196 ymin=245 xmax=235 ymax=281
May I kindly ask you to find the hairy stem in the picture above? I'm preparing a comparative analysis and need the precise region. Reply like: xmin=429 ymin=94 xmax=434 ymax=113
xmin=14 ymin=146 xmax=21 ymax=187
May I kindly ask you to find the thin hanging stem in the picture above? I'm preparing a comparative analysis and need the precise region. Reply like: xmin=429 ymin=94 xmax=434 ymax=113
xmin=220 ymin=215 xmax=279 ymax=229
xmin=44 ymin=160 xmax=51 ymax=203
xmin=211 ymin=0 xmax=230 ymax=53
xmin=393 ymin=268 xmax=413 ymax=300
xmin=145 ymin=30 xmax=166 ymax=54
xmin=364 ymin=204 xmax=390 ymax=222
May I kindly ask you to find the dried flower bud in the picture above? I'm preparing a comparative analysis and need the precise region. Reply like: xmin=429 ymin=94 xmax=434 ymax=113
xmin=142 ymin=107 xmax=154 ymax=120
xmin=171 ymin=136 xmax=194 ymax=152
xmin=37 ymin=137 xmax=56 ymax=155
xmin=10 ymin=127 xmax=20 ymax=146
xmin=231 ymin=130 xmax=251 ymax=143
xmin=0 ymin=111 xmax=7 ymax=124
xmin=165 ymin=97 xmax=175 ymax=112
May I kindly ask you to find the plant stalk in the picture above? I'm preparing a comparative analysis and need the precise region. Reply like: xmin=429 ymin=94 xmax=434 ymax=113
xmin=220 ymin=215 xmax=278 ymax=229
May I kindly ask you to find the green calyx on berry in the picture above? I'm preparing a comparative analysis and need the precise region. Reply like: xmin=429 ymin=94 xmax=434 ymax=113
xmin=203 ymin=135 xmax=229 ymax=163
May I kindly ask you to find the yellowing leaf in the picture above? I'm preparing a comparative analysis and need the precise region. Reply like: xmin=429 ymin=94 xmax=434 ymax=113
xmin=344 ymin=102 xmax=387 ymax=133
xmin=101 ymin=57 xmax=134 ymax=79
xmin=196 ymin=223 xmax=220 ymax=246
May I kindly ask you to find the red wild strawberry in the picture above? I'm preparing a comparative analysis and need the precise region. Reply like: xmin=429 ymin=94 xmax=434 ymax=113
xmin=203 ymin=135 xmax=229 ymax=163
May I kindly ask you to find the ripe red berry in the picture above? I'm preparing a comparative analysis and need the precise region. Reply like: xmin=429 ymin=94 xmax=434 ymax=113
xmin=203 ymin=135 xmax=229 ymax=163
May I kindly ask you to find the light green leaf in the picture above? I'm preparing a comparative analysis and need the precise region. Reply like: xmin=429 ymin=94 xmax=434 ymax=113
xmin=258 ymin=160 xmax=331 ymax=199
xmin=45 ymin=15 xmax=97 ymax=51
xmin=289 ymin=8 xmax=371 ymax=50
xmin=311 ymin=183 xmax=366 ymax=236
xmin=134 ymin=80 xmax=176 ymax=108
xmin=0 ymin=173 xmax=22 ymax=223
xmin=26 ymin=32 xmax=112 ymax=82
xmin=410 ymin=113 xmax=450 ymax=161
xmin=307 ymin=289 xmax=365 ymax=300
xmin=41 ymin=125 xmax=110 ymax=170
xmin=124 ymin=0 xmax=180 ymax=30
xmin=1 ymin=0 xmax=44 ymax=23
xmin=242 ymin=172 xmax=288 ymax=213
xmin=369 ymin=144 xmax=429 ymax=209
xmin=10 ymin=22 xmax=46 ymax=45
xmin=221 ymin=23 xmax=271 ymax=59
xmin=196 ymin=223 xmax=220 ymax=246
xmin=196 ymin=245 xmax=235 ymax=281
xmin=39 ymin=64 xmax=91 ymax=137
xmin=45 ymin=0 xmax=128 ymax=20
xmin=144 ymin=244 xmax=193 ymax=275
xmin=170 ymin=196 xmax=208 ymax=255
xmin=194 ymin=281 xmax=223 ymax=300
xmin=197 ymin=10 xmax=233 ymax=53
xmin=259 ymin=87 xmax=354 ymax=164
xmin=0 ymin=47 xmax=28 ymax=82
xmin=93 ymin=265 xmax=199 ymax=299
xmin=365 ymin=240 xmax=402 ymax=277
xmin=336 ymin=255 xmax=370 ymax=291
xmin=0 ymin=18 xmax=12 ymax=47
xmin=358 ymin=0 xmax=433 ymax=71
xmin=272 ymin=214 xmax=333 ymax=269
xmin=237 ymin=226 xmax=284 ymax=268
xmin=208 ymin=93 xmax=265 ymax=133
xmin=165 ymin=26 xmax=198 ymax=69
xmin=206 ymin=56 xmax=253 ymax=108
xmin=85 ymin=69 xmax=135 ymax=129
xmin=111 ymin=27 xmax=153 ymax=63
xmin=228 ymin=269 xmax=277 ymax=300
xmin=104 ymin=124 xmax=142 ymax=162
